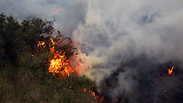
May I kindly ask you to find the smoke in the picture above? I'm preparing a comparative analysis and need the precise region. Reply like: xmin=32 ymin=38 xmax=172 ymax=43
xmin=1 ymin=0 xmax=183 ymax=102
xmin=72 ymin=0 xmax=183 ymax=102
xmin=73 ymin=0 xmax=183 ymax=79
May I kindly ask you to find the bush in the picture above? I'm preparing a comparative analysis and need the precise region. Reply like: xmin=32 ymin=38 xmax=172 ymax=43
xmin=0 ymin=13 xmax=96 ymax=103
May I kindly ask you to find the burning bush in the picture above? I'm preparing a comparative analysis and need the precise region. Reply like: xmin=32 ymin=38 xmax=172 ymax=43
xmin=0 ymin=13 xmax=97 ymax=103
xmin=0 ymin=13 xmax=75 ymax=76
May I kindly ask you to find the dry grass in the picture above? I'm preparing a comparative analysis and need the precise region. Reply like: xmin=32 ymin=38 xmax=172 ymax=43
xmin=0 ymin=65 xmax=96 ymax=103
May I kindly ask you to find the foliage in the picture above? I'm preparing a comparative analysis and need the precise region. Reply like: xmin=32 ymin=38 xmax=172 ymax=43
xmin=0 ymin=13 xmax=96 ymax=103
xmin=0 ymin=13 xmax=75 ymax=67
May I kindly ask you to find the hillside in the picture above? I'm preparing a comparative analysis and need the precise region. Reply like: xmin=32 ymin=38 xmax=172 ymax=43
xmin=0 ymin=13 xmax=97 ymax=103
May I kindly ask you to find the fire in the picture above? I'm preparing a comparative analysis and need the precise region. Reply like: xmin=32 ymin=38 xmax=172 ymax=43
xmin=37 ymin=41 xmax=45 ymax=47
xmin=113 ymin=99 xmax=118 ymax=103
xmin=83 ymin=88 xmax=104 ymax=102
xmin=98 ymin=84 xmax=100 ymax=87
xmin=49 ymin=52 xmax=74 ymax=76
xmin=83 ymin=88 xmax=87 ymax=91
xmin=168 ymin=66 xmax=174 ymax=75
xmin=37 ymin=38 xmax=74 ymax=78
xmin=50 ymin=38 xmax=55 ymax=53
xmin=48 ymin=39 xmax=74 ymax=77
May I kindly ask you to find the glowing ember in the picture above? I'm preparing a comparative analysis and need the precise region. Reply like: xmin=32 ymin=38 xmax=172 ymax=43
xmin=168 ymin=67 xmax=174 ymax=75
xmin=83 ymin=88 xmax=87 ymax=92
xmin=114 ymin=99 xmax=118 ymax=102
xmin=98 ymin=84 xmax=100 ymax=87
xmin=164 ymin=90 xmax=166 ymax=92
xmin=37 ymin=41 xmax=45 ymax=47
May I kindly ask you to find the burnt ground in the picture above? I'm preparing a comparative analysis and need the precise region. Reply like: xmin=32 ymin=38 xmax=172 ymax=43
xmin=97 ymin=56 xmax=183 ymax=103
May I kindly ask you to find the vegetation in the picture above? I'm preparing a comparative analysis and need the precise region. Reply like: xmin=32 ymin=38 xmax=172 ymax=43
xmin=0 ymin=13 xmax=96 ymax=103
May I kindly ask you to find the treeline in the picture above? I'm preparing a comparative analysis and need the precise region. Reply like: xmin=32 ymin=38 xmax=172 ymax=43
xmin=0 ymin=13 xmax=96 ymax=103
xmin=0 ymin=13 xmax=74 ymax=68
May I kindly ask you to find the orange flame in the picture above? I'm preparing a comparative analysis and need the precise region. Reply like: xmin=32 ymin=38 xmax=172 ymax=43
xmin=83 ymin=88 xmax=104 ymax=102
xmin=37 ymin=38 xmax=74 ymax=78
xmin=48 ymin=39 xmax=74 ymax=78
xmin=83 ymin=88 xmax=86 ymax=91
xmin=37 ymin=41 xmax=46 ymax=47
xmin=168 ymin=67 xmax=174 ymax=75
xmin=49 ymin=52 xmax=74 ymax=76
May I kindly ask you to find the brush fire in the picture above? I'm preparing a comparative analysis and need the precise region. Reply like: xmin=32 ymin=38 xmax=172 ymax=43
xmin=83 ymin=87 xmax=105 ymax=102
xmin=38 ymin=38 xmax=107 ymax=102
xmin=49 ymin=39 xmax=74 ymax=78
xmin=38 ymin=37 xmax=182 ymax=103
xmin=38 ymin=38 xmax=74 ymax=78
xmin=2 ymin=0 xmax=183 ymax=102
xmin=38 ymin=37 xmax=183 ymax=103
xmin=49 ymin=51 xmax=74 ymax=77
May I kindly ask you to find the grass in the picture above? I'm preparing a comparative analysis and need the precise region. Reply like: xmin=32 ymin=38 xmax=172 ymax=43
xmin=0 ymin=14 xmax=97 ymax=103
xmin=0 ymin=59 xmax=96 ymax=103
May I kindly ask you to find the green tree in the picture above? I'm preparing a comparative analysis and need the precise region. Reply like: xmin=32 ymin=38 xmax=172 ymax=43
xmin=0 ymin=13 xmax=75 ymax=68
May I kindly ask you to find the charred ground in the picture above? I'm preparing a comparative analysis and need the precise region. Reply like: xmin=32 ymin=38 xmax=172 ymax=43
xmin=98 ymin=55 xmax=183 ymax=103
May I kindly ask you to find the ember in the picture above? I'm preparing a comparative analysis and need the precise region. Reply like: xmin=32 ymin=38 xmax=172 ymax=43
xmin=168 ymin=67 xmax=174 ymax=75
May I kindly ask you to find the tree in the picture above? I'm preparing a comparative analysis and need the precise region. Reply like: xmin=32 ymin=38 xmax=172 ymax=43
xmin=0 ymin=13 xmax=75 ymax=68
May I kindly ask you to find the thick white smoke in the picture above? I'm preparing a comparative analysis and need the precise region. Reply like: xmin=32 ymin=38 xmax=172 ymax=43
xmin=73 ymin=0 xmax=183 ymax=83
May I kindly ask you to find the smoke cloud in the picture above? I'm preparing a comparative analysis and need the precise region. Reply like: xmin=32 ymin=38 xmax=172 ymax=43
xmin=1 ymin=0 xmax=183 ymax=102
xmin=73 ymin=0 xmax=183 ymax=80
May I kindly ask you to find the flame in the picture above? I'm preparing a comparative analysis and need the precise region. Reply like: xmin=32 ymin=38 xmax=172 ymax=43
xmin=83 ymin=88 xmax=104 ymax=102
xmin=49 ymin=52 xmax=73 ymax=76
xmin=37 ymin=41 xmax=45 ymax=47
xmin=168 ymin=66 xmax=174 ymax=75
xmin=37 ymin=38 xmax=74 ymax=78
xmin=83 ymin=88 xmax=86 ymax=91
xmin=50 ymin=38 xmax=55 ymax=53
xmin=48 ymin=39 xmax=74 ymax=77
